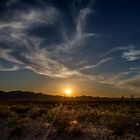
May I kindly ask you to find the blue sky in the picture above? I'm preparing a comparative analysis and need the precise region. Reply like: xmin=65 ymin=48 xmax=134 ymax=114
xmin=0 ymin=0 xmax=140 ymax=97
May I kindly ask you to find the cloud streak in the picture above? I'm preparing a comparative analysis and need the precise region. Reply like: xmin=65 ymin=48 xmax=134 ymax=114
xmin=79 ymin=57 xmax=113 ymax=70
xmin=101 ymin=45 xmax=135 ymax=58
xmin=123 ymin=49 xmax=140 ymax=61
xmin=118 ymin=76 xmax=140 ymax=93
xmin=56 ymin=6 xmax=95 ymax=53
xmin=0 ymin=4 xmax=96 ymax=78
xmin=0 ymin=65 xmax=19 ymax=71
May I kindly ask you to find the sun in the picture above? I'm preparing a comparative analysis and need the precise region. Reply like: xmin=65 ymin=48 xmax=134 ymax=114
xmin=64 ymin=88 xmax=72 ymax=96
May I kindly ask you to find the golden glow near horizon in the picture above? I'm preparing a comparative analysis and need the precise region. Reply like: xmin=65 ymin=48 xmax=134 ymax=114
xmin=64 ymin=88 xmax=72 ymax=96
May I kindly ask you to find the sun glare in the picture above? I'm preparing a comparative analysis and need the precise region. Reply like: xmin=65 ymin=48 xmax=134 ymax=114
xmin=64 ymin=88 xmax=72 ymax=96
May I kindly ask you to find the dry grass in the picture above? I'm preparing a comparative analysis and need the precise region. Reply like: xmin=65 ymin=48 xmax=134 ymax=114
xmin=0 ymin=101 xmax=140 ymax=140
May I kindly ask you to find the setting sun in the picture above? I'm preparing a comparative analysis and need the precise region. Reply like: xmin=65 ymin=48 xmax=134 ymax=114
xmin=64 ymin=88 xmax=72 ymax=96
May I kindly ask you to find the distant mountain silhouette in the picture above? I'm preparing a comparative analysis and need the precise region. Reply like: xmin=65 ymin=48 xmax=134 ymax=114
xmin=0 ymin=90 xmax=138 ymax=102
xmin=0 ymin=90 xmax=63 ymax=101
xmin=0 ymin=90 xmax=97 ymax=102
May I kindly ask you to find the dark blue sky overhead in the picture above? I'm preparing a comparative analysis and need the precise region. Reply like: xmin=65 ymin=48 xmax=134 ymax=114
xmin=0 ymin=0 xmax=140 ymax=97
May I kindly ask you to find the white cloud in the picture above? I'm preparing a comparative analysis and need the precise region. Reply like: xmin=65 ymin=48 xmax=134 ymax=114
xmin=101 ymin=45 xmax=135 ymax=58
xmin=0 ymin=7 xmax=58 ymax=29
xmin=56 ymin=7 xmax=95 ymax=53
xmin=79 ymin=57 xmax=113 ymax=70
xmin=0 ymin=6 xmax=59 ymax=46
xmin=76 ymin=8 xmax=93 ymax=39
xmin=123 ymin=49 xmax=140 ymax=61
xmin=94 ymin=71 xmax=140 ymax=94
xmin=0 ymin=6 xmax=79 ymax=78
xmin=0 ymin=37 xmax=82 ymax=78
xmin=2 ymin=3 xmax=133 ymax=83
xmin=23 ymin=46 xmax=81 ymax=78
xmin=118 ymin=76 xmax=140 ymax=93
xmin=0 ymin=48 xmax=22 ymax=64
xmin=0 ymin=6 xmax=59 ymax=49
xmin=0 ymin=65 xmax=19 ymax=71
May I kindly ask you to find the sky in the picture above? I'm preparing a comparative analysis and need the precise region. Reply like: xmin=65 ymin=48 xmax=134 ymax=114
xmin=0 ymin=0 xmax=140 ymax=97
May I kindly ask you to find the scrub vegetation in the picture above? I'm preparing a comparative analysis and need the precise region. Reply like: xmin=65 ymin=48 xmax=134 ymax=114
xmin=0 ymin=99 xmax=140 ymax=140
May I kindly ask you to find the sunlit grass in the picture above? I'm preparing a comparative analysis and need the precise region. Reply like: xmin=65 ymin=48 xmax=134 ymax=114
xmin=0 ymin=101 xmax=140 ymax=139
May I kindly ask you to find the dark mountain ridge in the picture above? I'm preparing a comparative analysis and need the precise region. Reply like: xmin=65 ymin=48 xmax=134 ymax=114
xmin=0 ymin=90 xmax=139 ymax=102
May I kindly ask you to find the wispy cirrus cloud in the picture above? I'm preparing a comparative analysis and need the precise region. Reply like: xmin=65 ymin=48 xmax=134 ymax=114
xmin=0 ymin=48 xmax=22 ymax=64
xmin=56 ymin=6 xmax=95 ymax=53
xmin=101 ymin=45 xmax=135 ymax=58
xmin=0 ymin=6 xmax=59 ymax=44
xmin=22 ymin=45 xmax=81 ymax=78
xmin=0 ymin=37 xmax=82 ymax=78
xmin=79 ymin=57 xmax=113 ymax=70
xmin=0 ymin=5 xmax=71 ymax=77
xmin=122 ymin=49 xmax=140 ymax=61
xmin=0 ymin=6 xmax=58 ymax=28
xmin=118 ymin=76 xmax=140 ymax=93
xmin=94 ymin=70 xmax=140 ymax=94
xmin=0 ymin=3 xmax=96 ymax=78
xmin=0 ymin=64 xmax=19 ymax=71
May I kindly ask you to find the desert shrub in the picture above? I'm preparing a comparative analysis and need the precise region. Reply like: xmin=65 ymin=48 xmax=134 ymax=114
xmin=8 ymin=126 xmax=25 ymax=140
xmin=54 ymin=111 xmax=72 ymax=132
xmin=29 ymin=107 xmax=47 ymax=118
xmin=0 ymin=109 xmax=11 ymax=118
xmin=107 ymin=114 xmax=133 ymax=136
xmin=43 ymin=106 xmax=60 ymax=122
xmin=55 ymin=118 xmax=69 ymax=134
xmin=44 ymin=105 xmax=77 ymax=134
xmin=66 ymin=126 xmax=82 ymax=137
xmin=8 ymin=118 xmax=27 ymax=140
xmin=0 ymin=106 xmax=16 ymax=119
xmin=11 ymin=105 xmax=30 ymax=114
xmin=102 ymin=104 xmax=140 ymax=137
xmin=76 ymin=107 xmax=102 ymax=124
